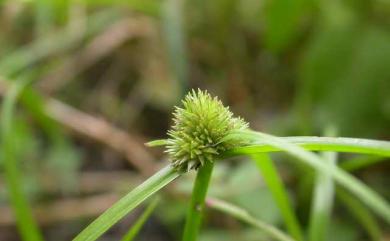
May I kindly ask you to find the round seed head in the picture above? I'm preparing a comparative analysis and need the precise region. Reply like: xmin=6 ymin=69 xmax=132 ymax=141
xmin=166 ymin=89 xmax=248 ymax=172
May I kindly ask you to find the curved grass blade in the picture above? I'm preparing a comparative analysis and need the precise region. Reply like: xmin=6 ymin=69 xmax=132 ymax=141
xmin=251 ymin=153 xmax=303 ymax=241
xmin=0 ymin=78 xmax=44 ymax=241
xmin=228 ymin=130 xmax=390 ymax=224
xmin=224 ymin=136 xmax=390 ymax=157
xmin=340 ymin=155 xmax=386 ymax=172
xmin=207 ymin=197 xmax=295 ymax=241
xmin=73 ymin=166 xmax=179 ymax=241
xmin=120 ymin=198 xmax=159 ymax=241
xmin=337 ymin=188 xmax=381 ymax=241
xmin=182 ymin=162 xmax=214 ymax=241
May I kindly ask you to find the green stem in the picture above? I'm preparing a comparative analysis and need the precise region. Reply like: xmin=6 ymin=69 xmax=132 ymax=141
xmin=182 ymin=161 xmax=214 ymax=241
xmin=73 ymin=166 xmax=179 ymax=241
xmin=308 ymin=144 xmax=337 ymax=241
xmin=251 ymin=153 xmax=303 ymax=241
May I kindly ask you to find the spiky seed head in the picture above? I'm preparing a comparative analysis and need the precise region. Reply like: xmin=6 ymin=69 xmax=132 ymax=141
xmin=166 ymin=89 xmax=248 ymax=172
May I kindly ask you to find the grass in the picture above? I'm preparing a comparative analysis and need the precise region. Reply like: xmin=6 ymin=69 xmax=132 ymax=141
xmin=72 ymin=166 xmax=179 ymax=241
xmin=337 ymin=188 xmax=381 ymax=241
xmin=232 ymin=130 xmax=390 ymax=223
xmin=1 ymin=78 xmax=44 ymax=241
xmin=224 ymin=136 xmax=390 ymax=157
xmin=72 ymin=128 xmax=390 ymax=241
xmin=2 ymin=87 xmax=389 ymax=241
xmin=251 ymin=153 xmax=303 ymax=241
xmin=2 ymin=0 xmax=389 ymax=240
xmin=308 ymin=128 xmax=337 ymax=241
xmin=120 ymin=197 xmax=159 ymax=241
xmin=207 ymin=197 xmax=294 ymax=241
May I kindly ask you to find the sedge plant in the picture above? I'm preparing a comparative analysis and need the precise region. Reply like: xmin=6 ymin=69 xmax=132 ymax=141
xmin=73 ymin=89 xmax=390 ymax=241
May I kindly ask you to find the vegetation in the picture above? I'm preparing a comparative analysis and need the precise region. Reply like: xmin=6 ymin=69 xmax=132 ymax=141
xmin=0 ymin=1 xmax=389 ymax=241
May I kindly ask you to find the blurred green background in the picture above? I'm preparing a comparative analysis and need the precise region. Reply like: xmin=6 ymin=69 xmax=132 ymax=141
xmin=0 ymin=0 xmax=389 ymax=240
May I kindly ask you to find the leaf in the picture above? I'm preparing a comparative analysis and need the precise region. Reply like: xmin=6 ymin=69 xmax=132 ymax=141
xmin=0 ymin=78 xmax=44 ymax=241
xmin=224 ymin=136 xmax=390 ymax=157
xmin=340 ymin=155 xmax=385 ymax=172
xmin=120 ymin=198 xmax=159 ymax=241
xmin=145 ymin=139 xmax=169 ymax=147
xmin=227 ymin=130 xmax=390 ymax=224
xmin=207 ymin=197 xmax=295 ymax=241
xmin=73 ymin=166 xmax=179 ymax=241
xmin=337 ymin=188 xmax=381 ymax=241
xmin=251 ymin=153 xmax=303 ymax=241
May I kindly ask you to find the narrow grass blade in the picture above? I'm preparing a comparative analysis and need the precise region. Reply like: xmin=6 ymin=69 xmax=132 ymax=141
xmin=308 ymin=129 xmax=337 ymax=241
xmin=230 ymin=130 xmax=390 ymax=224
xmin=73 ymin=166 xmax=179 ymax=241
xmin=251 ymin=153 xmax=303 ymax=241
xmin=1 ymin=78 xmax=44 ymax=241
xmin=182 ymin=161 xmax=214 ymax=241
xmin=340 ymin=155 xmax=386 ymax=172
xmin=224 ymin=136 xmax=390 ymax=157
xmin=337 ymin=188 xmax=381 ymax=241
xmin=207 ymin=197 xmax=295 ymax=241
xmin=120 ymin=198 xmax=159 ymax=241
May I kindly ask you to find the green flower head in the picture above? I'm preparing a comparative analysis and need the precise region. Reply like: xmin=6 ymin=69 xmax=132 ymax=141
xmin=166 ymin=89 xmax=248 ymax=172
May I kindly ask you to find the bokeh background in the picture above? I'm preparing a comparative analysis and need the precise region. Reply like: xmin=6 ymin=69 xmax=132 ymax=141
xmin=0 ymin=0 xmax=389 ymax=240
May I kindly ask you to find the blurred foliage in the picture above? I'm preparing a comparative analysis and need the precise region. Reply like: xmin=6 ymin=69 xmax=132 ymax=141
xmin=0 ymin=0 xmax=389 ymax=240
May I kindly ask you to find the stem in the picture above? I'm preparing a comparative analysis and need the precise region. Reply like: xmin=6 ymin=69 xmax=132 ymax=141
xmin=73 ymin=166 xmax=179 ymax=241
xmin=308 ymin=136 xmax=337 ymax=241
xmin=224 ymin=136 xmax=390 ymax=157
xmin=182 ymin=161 xmax=214 ymax=241
xmin=251 ymin=153 xmax=303 ymax=241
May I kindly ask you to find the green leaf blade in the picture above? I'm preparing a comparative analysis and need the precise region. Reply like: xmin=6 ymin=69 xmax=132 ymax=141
xmin=251 ymin=153 xmax=303 ymax=241
xmin=207 ymin=197 xmax=295 ymax=241
xmin=120 ymin=198 xmax=159 ymax=241
xmin=73 ymin=166 xmax=179 ymax=241
xmin=225 ymin=136 xmax=390 ymax=157
xmin=229 ymin=130 xmax=390 ymax=224
xmin=1 ymin=78 xmax=44 ymax=241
